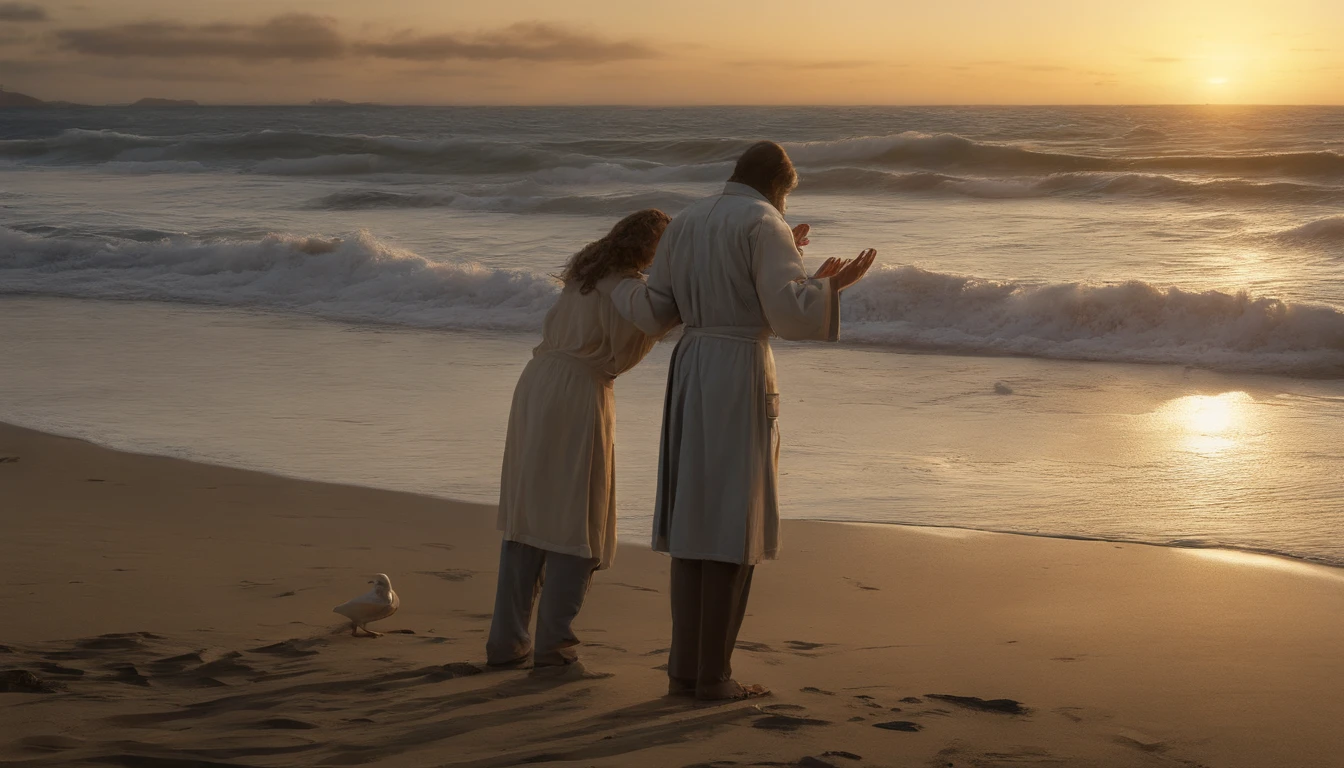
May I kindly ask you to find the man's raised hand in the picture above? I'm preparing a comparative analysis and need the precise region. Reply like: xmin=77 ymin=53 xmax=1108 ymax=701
xmin=811 ymin=257 xmax=849 ymax=280
xmin=792 ymin=223 xmax=811 ymax=251
xmin=832 ymin=249 xmax=877 ymax=291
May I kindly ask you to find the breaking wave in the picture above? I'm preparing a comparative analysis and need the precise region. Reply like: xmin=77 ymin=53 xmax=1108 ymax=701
xmin=3 ymin=227 xmax=1341 ymax=376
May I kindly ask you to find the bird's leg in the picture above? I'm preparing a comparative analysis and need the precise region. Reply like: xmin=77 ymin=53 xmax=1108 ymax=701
xmin=350 ymin=622 xmax=359 ymax=637
xmin=366 ymin=629 xmax=383 ymax=638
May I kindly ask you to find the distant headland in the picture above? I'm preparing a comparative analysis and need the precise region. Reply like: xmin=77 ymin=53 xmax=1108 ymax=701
xmin=310 ymin=99 xmax=381 ymax=107
xmin=0 ymin=88 xmax=390 ymax=108
xmin=129 ymin=98 xmax=200 ymax=107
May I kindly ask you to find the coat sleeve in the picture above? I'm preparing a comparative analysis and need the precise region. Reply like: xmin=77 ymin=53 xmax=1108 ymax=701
xmin=752 ymin=214 xmax=839 ymax=342
xmin=601 ymin=237 xmax=680 ymax=336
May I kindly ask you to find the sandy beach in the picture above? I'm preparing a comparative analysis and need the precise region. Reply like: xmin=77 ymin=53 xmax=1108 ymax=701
xmin=1 ymin=421 xmax=1342 ymax=767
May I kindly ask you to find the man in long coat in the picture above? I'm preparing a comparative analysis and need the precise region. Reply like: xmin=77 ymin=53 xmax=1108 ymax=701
xmin=612 ymin=141 xmax=877 ymax=700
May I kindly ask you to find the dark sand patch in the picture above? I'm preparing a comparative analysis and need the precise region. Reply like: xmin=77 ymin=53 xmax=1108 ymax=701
xmin=926 ymin=694 xmax=1027 ymax=715
xmin=0 ymin=669 xmax=60 ymax=693
xmin=418 ymin=569 xmax=475 ymax=582
xmin=752 ymin=714 xmax=831 ymax=732
xmin=873 ymin=720 xmax=922 ymax=732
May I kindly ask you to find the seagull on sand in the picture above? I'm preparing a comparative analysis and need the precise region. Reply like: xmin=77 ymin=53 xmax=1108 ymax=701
xmin=333 ymin=573 xmax=400 ymax=637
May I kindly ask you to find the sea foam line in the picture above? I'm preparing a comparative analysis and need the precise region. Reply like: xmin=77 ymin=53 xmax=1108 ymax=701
xmin=2 ymin=227 xmax=1342 ymax=375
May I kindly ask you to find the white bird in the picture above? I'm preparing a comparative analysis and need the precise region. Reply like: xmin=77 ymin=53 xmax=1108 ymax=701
xmin=333 ymin=573 xmax=399 ymax=637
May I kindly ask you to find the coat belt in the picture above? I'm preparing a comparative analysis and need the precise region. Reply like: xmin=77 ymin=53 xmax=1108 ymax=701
xmin=683 ymin=326 xmax=770 ymax=343
xmin=534 ymin=350 xmax=615 ymax=389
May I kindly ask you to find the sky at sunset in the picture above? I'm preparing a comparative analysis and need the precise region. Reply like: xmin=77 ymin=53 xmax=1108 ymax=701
xmin=0 ymin=0 xmax=1340 ymax=105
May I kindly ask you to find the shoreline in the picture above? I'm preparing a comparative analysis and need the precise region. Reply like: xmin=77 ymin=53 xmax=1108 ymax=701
xmin=4 ymin=421 xmax=1344 ymax=766
xmin=6 ymin=413 xmax=1344 ymax=574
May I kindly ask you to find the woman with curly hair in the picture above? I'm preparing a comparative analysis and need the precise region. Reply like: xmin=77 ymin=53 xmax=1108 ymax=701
xmin=488 ymin=208 xmax=673 ymax=677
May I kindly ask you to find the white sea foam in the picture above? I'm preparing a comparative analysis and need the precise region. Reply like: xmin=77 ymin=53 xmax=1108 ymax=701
xmin=3 ymin=227 xmax=1342 ymax=375
xmin=841 ymin=266 xmax=1344 ymax=375
xmin=0 ymin=228 xmax=559 ymax=331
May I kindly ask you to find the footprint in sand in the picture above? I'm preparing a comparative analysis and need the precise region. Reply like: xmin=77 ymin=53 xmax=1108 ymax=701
xmin=752 ymin=713 xmax=831 ymax=732
xmin=248 ymin=639 xmax=322 ymax=658
xmin=0 ymin=670 xmax=60 ymax=693
xmin=873 ymin=720 xmax=923 ymax=732
xmin=418 ymin=569 xmax=474 ymax=582
xmin=253 ymin=717 xmax=319 ymax=730
xmin=926 ymin=694 xmax=1028 ymax=715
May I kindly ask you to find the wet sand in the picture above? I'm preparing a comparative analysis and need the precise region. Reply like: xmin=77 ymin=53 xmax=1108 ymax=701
xmin=2 ymin=421 xmax=1343 ymax=767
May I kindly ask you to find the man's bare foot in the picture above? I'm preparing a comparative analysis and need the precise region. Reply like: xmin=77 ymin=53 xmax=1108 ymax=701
xmin=696 ymin=680 xmax=771 ymax=700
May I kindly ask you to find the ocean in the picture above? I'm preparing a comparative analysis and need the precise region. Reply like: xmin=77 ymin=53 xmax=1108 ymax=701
xmin=2 ymin=105 xmax=1343 ymax=566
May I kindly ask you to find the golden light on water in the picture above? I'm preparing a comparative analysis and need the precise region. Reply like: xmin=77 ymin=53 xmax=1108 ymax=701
xmin=1155 ymin=391 xmax=1255 ymax=455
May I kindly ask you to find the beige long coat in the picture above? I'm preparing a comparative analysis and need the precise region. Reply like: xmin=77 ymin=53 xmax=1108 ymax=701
xmin=611 ymin=182 xmax=839 ymax=565
xmin=497 ymin=277 xmax=659 ymax=569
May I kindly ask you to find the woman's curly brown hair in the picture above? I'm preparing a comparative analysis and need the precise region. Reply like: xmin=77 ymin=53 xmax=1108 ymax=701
xmin=560 ymin=209 xmax=671 ymax=294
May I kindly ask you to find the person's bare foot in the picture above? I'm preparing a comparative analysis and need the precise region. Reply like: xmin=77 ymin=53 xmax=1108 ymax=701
xmin=696 ymin=680 xmax=770 ymax=700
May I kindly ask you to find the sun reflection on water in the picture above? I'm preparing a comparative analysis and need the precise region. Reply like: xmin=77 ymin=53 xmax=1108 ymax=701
xmin=1155 ymin=391 xmax=1255 ymax=455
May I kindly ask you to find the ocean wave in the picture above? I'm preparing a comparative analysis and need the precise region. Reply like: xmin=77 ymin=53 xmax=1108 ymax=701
xmin=0 ymin=129 xmax=609 ymax=175
xmin=0 ymin=227 xmax=560 ymax=331
xmin=786 ymin=132 xmax=1344 ymax=178
xmin=308 ymin=189 xmax=701 ymax=215
xmin=801 ymin=167 xmax=1344 ymax=202
xmin=841 ymin=266 xmax=1344 ymax=375
xmin=3 ymin=227 xmax=1342 ymax=375
xmin=7 ymin=128 xmax=1343 ymax=184
xmin=1275 ymin=216 xmax=1344 ymax=246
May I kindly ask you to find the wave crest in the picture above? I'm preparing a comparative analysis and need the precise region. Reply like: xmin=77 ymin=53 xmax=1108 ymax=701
xmin=0 ymin=228 xmax=560 ymax=331
xmin=2 ymin=227 xmax=1342 ymax=375
xmin=842 ymin=266 xmax=1344 ymax=375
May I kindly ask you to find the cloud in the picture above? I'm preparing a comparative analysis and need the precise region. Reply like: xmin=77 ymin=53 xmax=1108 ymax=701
xmin=53 ymin=15 xmax=655 ymax=65
xmin=0 ymin=56 xmax=250 ymax=82
xmin=56 ymin=14 xmax=346 ymax=60
xmin=727 ymin=58 xmax=877 ymax=70
xmin=0 ymin=2 xmax=45 ymax=22
xmin=361 ymin=22 xmax=656 ymax=63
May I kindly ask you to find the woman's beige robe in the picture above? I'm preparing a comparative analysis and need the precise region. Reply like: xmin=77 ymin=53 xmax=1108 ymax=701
xmin=497 ymin=277 xmax=658 ymax=570
xmin=610 ymin=182 xmax=839 ymax=565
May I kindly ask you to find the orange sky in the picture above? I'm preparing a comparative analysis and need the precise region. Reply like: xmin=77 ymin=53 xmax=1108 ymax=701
xmin=1 ymin=0 xmax=1340 ymax=104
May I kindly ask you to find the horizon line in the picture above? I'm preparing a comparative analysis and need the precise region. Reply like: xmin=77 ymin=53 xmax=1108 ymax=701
xmin=13 ymin=102 xmax=1344 ymax=109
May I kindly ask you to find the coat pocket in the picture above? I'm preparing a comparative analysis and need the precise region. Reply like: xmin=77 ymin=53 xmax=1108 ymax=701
xmin=765 ymin=393 xmax=780 ymax=420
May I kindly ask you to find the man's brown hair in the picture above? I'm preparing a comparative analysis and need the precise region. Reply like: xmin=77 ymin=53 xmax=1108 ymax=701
xmin=728 ymin=141 xmax=797 ymax=212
